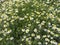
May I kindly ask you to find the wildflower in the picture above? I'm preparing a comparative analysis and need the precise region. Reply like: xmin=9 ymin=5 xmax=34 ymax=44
xmin=0 ymin=38 xmax=3 ymax=41
xmin=29 ymin=17 xmax=34 ymax=20
xmin=19 ymin=18 xmax=24 ymax=20
xmin=31 ymin=33 xmax=35 ymax=37
xmin=45 ymin=38 xmax=50 ymax=42
xmin=28 ymin=24 xmax=31 ymax=26
xmin=22 ymin=29 xmax=25 ymax=32
xmin=38 ymin=42 xmax=41 ymax=45
xmin=43 ymin=35 xmax=47 ymax=38
xmin=26 ymin=38 xmax=29 ymax=41
xmin=10 ymin=37 xmax=14 ymax=40
xmin=34 ymin=28 xmax=37 ymax=33
xmin=36 ymin=35 xmax=40 ymax=39
xmin=7 ymin=30 xmax=12 ymax=34
xmin=26 ymin=29 xmax=29 ymax=33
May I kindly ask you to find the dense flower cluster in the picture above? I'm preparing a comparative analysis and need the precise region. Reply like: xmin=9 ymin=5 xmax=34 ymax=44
xmin=0 ymin=0 xmax=60 ymax=45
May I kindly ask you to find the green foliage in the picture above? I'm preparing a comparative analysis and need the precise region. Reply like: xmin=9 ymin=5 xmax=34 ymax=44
xmin=0 ymin=0 xmax=60 ymax=45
